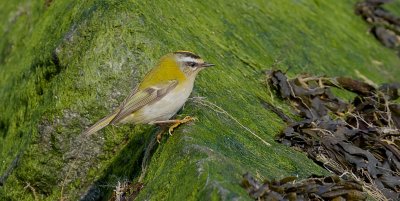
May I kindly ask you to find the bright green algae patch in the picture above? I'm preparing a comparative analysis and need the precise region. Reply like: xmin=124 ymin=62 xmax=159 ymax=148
xmin=0 ymin=0 xmax=399 ymax=200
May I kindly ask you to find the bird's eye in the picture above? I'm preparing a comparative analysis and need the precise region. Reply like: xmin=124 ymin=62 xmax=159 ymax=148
xmin=187 ymin=62 xmax=196 ymax=67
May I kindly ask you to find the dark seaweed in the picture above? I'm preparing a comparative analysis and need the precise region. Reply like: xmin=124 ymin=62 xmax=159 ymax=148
xmin=266 ymin=70 xmax=400 ymax=200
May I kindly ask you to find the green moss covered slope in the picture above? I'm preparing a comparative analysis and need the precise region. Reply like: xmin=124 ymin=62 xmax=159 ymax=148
xmin=0 ymin=0 xmax=399 ymax=200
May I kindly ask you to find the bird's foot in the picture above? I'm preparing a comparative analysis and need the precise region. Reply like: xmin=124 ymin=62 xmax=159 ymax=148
xmin=168 ymin=116 xmax=195 ymax=136
xmin=153 ymin=116 xmax=196 ymax=143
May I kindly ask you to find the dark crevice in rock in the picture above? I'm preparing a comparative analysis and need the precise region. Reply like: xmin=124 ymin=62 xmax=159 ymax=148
xmin=79 ymin=128 xmax=156 ymax=201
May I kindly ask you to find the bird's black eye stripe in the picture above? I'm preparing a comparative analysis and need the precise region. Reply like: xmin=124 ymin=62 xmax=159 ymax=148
xmin=187 ymin=62 xmax=196 ymax=67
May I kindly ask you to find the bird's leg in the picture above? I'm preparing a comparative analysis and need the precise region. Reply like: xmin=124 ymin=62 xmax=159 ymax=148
xmin=152 ymin=116 xmax=196 ymax=142
xmin=155 ymin=126 xmax=168 ymax=143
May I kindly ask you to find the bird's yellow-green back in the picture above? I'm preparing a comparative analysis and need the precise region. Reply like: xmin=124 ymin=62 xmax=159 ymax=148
xmin=138 ymin=54 xmax=187 ymax=90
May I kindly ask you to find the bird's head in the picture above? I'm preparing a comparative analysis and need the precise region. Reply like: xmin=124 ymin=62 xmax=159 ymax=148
xmin=172 ymin=51 xmax=214 ymax=78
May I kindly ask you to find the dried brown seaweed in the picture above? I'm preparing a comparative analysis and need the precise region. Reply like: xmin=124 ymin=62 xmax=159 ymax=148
xmin=266 ymin=70 xmax=400 ymax=200
xmin=242 ymin=173 xmax=366 ymax=201
xmin=355 ymin=0 xmax=400 ymax=55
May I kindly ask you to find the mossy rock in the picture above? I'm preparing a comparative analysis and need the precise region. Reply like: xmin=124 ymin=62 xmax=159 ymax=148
xmin=1 ymin=0 xmax=399 ymax=200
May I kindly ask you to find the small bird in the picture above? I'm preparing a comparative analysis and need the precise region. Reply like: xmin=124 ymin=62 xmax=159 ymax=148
xmin=83 ymin=51 xmax=214 ymax=141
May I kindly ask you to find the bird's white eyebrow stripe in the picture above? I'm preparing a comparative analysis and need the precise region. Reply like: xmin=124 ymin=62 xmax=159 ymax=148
xmin=177 ymin=57 xmax=198 ymax=63
xmin=174 ymin=51 xmax=201 ymax=59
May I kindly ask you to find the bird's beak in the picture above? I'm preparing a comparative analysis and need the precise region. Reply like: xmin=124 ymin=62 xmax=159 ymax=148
xmin=201 ymin=62 xmax=215 ymax=67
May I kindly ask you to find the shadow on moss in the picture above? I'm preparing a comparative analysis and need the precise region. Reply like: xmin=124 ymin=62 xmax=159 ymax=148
xmin=79 ymin=127 xmax=157 ymax=201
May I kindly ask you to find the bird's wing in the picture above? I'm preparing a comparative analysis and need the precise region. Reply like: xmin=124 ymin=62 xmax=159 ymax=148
xmin=110 ymin=80 xmax=178 ymax=124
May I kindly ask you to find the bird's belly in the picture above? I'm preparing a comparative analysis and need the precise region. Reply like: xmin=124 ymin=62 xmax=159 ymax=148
xmin=131 ymin=85 xmax=192 ymax=124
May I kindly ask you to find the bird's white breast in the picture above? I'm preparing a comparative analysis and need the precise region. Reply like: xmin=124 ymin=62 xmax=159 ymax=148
xmin=134 ymin=81 xmax=194 ymax=124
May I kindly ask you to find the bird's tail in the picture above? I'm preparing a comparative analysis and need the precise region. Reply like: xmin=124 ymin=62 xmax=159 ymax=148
xmin=82 ymin=111 xmax=118 ymax=136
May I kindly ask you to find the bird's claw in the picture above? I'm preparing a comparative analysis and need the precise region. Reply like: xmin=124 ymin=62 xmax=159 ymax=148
xmin=168 ymin=116 xmax=195 ymax=136
xmin=155 ymin=116 xmax=196 ymax=143
xmin=156 ymin=133 xmax=163 ymax=143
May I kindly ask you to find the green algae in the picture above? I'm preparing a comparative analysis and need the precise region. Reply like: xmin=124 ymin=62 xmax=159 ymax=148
xmin=383 ymin=0 xmax=400 ymax=17
xmin=0 ymin=0 xmax=399 ymax=200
